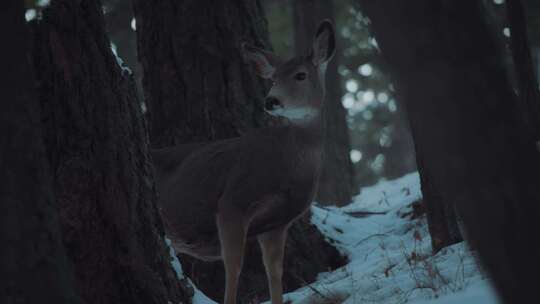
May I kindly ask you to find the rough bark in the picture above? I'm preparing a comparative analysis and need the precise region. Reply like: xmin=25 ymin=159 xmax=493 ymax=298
xmin=359 ymin=0 xmax=540 ymax=302
xmin=292 ymin=0 xmax=356 ymax=206
xmin=134 ymin=0 xmax=346 ymax=302
xmin=415 ymin=156 xmax=462 ymax=252
xmin=507 ymin=0 xmax=540 ymax=138
xmin=134 ymin=0 xmax=272 ymax=147
xmin=0 ymin=1 xmax=80 ymax=303
xmin=31 ymin=1 xmax=192 ymax=303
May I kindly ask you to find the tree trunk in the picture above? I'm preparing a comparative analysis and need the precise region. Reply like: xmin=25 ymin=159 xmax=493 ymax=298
xmin=0 ymin=1 xmax=80 ymax=303
xmin=359 ymin=1 xmax=540 ymax=302
xmin=415 ymin=155 xmax=462 ymax=252
xmin=358 ymin=0 xmax=463 ymax=254
xmin=31 ymin=1 xmax=192 ymax=303
xmin=133 ymin=0 xmax=346 ymax=302
xmin=507 ymin=0 xmax=540 ymax=138
xmin=292 ymin=0 xmax=356 ymax=206
xmin=134 ymin=0 xmax=272 ymax=146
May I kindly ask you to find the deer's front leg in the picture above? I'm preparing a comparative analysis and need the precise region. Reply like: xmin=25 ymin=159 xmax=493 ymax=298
xmin=217 ymin=209 xmax=247 ymax=304
xmin=258 ymin=225 xmax=288 ymax=304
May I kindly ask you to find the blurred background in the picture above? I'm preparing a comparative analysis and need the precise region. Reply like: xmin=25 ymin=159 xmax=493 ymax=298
xmin=266 ymin=0 xmax=417 ymax=187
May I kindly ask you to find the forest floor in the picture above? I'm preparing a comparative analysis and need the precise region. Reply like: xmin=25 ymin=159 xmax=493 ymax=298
xmin=177 ymin=172 xmax=501 ymax=304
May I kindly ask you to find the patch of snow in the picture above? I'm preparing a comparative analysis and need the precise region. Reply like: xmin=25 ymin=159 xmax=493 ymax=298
xmin=165 ymin=237 xmax=185 ymax=279
xmin=165 ymin=237 xmax=217 ymax=304
xmin=341 ymin=172 xmax=422 ymax=214
xmin=110 ymin=42 xmax=132 ymax=76
xmin=265 ymin=172 xmax=500 ymax=304
xmin=192 ymin=288 xmax=218 ymax=304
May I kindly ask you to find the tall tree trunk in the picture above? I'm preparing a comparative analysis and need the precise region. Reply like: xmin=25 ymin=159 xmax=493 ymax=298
xmin=415 ymin=155 xmax=462 ymax=252
xmin=134 ymin=0 xmax=346 ymax=302
xmin=292 ymin=0 xmax=356 ymax=206
xmin=1 ymin=1 xmax=80 ymax=303
xmin=507 ymin=0 xmax=540 ymax=138
xmin=358 ymin=1 xmax=463 ymax=254
xmin=359 ymin=0 xmax=540 ymax=302
xmin=134 ymin=0 xmax=272 ymax=146
xmin=31 ymin=1 xmax=192 ymax=303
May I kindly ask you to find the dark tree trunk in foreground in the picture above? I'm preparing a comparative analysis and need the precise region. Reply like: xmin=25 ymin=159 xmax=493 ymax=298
xmin=134 ymin=0 xmax=346 ymax=302
xmin=0 ymin=2 xmax=80 ymax=303
xmin=32 ymin=1 xmax=192 ymax=303
xmin=359 ymin=1 xmax=540 ymax=302
xmin=415 ymin=157 xmax=462 ymax=253
xmin=292 ymin=0 xmax=356 ymax=206
xmin=507 ymin=0 xmax=540 ymax=138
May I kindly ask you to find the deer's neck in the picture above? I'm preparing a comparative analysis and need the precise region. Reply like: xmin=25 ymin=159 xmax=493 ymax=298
xmin=288 ymin=112 xmax=324 ymax=153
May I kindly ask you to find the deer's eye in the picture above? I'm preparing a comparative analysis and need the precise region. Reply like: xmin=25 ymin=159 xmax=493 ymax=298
xmin=294 ymin=72 xmax=307 ymax=81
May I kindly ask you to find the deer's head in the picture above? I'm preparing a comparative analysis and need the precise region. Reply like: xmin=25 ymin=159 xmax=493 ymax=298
xmin=243 ymin=20 xmax=335 ymax=125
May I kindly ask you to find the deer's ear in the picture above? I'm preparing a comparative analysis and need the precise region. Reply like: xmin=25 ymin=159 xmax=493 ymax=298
xmin=311 ymin=20 xmax=336 ymax=67
xmin=242 ymin=43 xmax=279 ymax=79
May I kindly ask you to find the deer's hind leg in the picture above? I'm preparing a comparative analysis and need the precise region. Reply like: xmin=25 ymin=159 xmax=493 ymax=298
xmin=217 ymin=208 xmax=248 ymax=304
xmin=258 ymin=225 xmax=288 ymax=304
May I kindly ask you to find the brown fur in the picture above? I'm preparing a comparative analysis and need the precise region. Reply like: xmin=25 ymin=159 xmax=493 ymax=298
xmin=152 ymin=125 xmax=322 ymax=261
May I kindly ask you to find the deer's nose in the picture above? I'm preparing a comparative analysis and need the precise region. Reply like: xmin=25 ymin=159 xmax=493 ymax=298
xmin=265 ymin=97 xmax=282 ymax=111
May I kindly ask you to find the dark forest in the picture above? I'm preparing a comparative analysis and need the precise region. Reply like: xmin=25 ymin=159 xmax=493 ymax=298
xmin=2 ymin=1 xmax=540 ymax=303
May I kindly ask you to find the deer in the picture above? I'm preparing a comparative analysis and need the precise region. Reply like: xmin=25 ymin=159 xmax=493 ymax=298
xmin=151 ymin=20 xmax=336 ymax=304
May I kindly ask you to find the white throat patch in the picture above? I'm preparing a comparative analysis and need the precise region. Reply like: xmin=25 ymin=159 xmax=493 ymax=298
xmin=266 ymin=106 xmax=320 ymax=123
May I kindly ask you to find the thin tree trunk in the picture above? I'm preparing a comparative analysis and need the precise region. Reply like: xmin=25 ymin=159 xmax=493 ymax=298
xmin=292 ymin=0 xmax=356 ymax=206
xmin=359 ymin=0 xmax=540 ymax=302
xmin=0 ymin=1 xmax=80 ymax=303
xmin=416 ymin=154 xmax=462 ymax=252
xmin=31 ymin=1 xmax=192 ymax=303
xmin=134 ymin=1 xmax=346 ymax=302
xmin=507 ymin=0 xmax=540 ymax=138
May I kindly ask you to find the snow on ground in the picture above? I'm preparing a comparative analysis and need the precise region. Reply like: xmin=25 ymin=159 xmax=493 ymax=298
xmin=166 ymin=237 xmax=217 ymax=304
xmin=268 ymin=172 xmax=501 ymax=304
